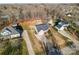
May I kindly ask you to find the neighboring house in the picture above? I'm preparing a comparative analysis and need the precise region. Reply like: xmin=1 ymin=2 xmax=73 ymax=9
xmin=0 ymin=26 xmax=20 ymax=40
xmin=12 ymin=23 xmax=23 ymax=35
xmin=1 ymin=15 xmax=10 ymax=20
xmin=35 ymin=23 xmax=49 ymax=34
xmin=65 ymin=13 xmax=72 ymax=17
xmin=55 ymin=20 xmax=69 ymax=30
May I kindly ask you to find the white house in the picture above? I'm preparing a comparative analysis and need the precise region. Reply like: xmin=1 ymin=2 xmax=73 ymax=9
xmin=34 ymin=23 xmax=50 ymax=43
xmin=1 ymin=15 xmax=10 ymax=21
xmin=0 ymin=26 xmax=20 ymax=39
xmin=66 ymin=13 xmax=72 ymax=17
xmin=55 ymin=20 xmax=69 ymax=30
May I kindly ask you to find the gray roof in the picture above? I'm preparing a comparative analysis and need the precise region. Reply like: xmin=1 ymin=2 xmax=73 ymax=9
xmin=56 ymin=20 xmax=68 ymax=29
xmin=1 ymin=26 xmax=19 ymax=36
xmin=36 ymin=23 xmax=49 ymax=32
xmin=1 ymin=15 xmax=9 ymax=20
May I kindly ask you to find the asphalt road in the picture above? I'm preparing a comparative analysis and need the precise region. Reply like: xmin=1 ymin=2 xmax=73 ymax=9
xmin=22 ymin=30 xmax=35 ymax=55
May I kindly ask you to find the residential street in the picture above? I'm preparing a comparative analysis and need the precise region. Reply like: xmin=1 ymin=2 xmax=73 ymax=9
xmin=22 ymin=30 xmax=35 ymax=55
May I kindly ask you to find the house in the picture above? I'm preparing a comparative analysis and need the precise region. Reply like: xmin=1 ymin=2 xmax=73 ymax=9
xmin=35 ymin=23 xmax=49 ymax=33
xmin=55 ymin=20 xmax=69 ymax=30
xmin=1 ymin=15 xmax=10 ymax=20
xmin=12 ymin=23 xmax=23 ymax=36
xmin=66 ymin=13 xmax=72 ymax=17
xmin=0 ymin=26 xmax=20 ymax=40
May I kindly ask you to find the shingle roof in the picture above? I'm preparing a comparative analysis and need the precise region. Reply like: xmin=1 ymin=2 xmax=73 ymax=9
xmin=56 ymin=20 xmax=68 ymax=29
xmin=36 ymin=23 xmax=49 ymax=32
xmin=1 ymin=26 xmax=19 ymax=36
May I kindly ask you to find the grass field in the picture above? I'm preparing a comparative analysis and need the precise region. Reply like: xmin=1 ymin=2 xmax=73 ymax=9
xmin=21 ymin=39 xmax=28 ymax=55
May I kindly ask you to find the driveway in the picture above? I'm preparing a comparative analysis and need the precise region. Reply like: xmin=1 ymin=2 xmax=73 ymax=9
xmin=22 ymin=30 xmax=35 ymax=55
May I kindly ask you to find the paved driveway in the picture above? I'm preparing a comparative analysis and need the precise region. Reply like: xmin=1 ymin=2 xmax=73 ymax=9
xmin=22 ymin=30 xmax=35 ymax=55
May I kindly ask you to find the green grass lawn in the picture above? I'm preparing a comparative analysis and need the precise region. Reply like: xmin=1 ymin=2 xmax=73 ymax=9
xmin=21 ymin=39 xmax=28 ymax=55
xmin=0 ymin=38 xmax=28 ymax=55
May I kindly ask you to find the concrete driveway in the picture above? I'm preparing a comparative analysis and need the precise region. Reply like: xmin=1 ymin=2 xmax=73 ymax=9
xmin=22 ymin=30 xmax=35 ymax=55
